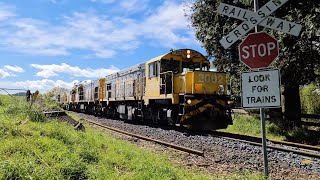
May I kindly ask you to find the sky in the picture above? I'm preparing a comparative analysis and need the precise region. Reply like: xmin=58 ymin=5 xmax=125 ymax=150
xmin=0 ymin=0 xmax=205 ymax=93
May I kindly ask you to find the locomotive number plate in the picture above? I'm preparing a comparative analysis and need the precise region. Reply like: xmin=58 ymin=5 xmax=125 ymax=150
xmin=198 ymin=74 xmax=224 ymax=83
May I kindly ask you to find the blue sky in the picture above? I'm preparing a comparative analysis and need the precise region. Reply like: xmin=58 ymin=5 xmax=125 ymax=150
xmin=0 ymin=0 xmax=205 ymax=93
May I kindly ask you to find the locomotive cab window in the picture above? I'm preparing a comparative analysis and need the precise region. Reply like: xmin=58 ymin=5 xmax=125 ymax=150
xmin=148 ymin=61 xmax=159 ymax=78
xmin=161 ymin=59 xmax=180 ymax=73
xmin=202 ymin=63 xmax=209 ymax=71
xmin=182 ymin=61 xmax=200 ymax=72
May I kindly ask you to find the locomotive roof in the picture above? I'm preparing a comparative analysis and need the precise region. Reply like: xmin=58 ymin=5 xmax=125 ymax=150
xmin=102 ymin=49 xmax=208 ymax=80
xmin=146 ymin=49 xmax=208 ymax=64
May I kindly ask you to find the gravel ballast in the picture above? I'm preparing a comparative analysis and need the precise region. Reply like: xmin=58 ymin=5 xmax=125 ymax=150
xmin=69 ymin=112 xmax=320 ymax=179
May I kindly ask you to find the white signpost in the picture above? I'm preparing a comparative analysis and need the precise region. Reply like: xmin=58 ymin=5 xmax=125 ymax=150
xmin=242 ymin=69 xmax=281 ymax=108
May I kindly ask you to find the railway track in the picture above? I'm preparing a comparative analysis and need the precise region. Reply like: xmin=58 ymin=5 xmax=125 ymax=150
xmin=84 ymin=118 xmax=204 ymax=156
xmin=42 ymin=110 xmax=320 ymax=178
xmin=210 ymin=131 xmax=320 ymax=159
xmin=44 ymin=110 xmax=320 ymax=159
xmin=44 ymin=110 xmax=204 ymax=156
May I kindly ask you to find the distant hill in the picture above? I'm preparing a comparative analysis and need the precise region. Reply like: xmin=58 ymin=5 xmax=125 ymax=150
xmin=13 ymin=92 xmax=26 ymax=96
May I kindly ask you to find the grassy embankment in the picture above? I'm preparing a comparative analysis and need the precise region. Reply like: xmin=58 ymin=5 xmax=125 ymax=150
xmin=222 ymin=113 xmax=319 ymax=145
xmin=0 ymin=95 xmax=263 ymax=179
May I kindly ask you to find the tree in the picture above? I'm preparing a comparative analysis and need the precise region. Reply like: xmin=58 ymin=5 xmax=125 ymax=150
xmin=189 ymin=0 xmax=320 ymax=127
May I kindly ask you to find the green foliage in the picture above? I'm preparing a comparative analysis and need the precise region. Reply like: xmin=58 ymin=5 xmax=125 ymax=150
xmin=286 ymin=127 xmax=319 ymax=145
xmin=300 ymin=83 xmax=320 ymax=114
xmin=222 ymin=113 xmax=319 ymax=145
xmin=221 ymin=114 xmax=286 ymax=140
xmin=60 ymin=158 xmax=88 ymax=180
xmin=44 ymin=97 xmax=63 ymax=110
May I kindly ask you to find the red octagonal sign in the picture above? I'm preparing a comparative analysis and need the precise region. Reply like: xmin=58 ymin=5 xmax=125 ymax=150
xmin=239 ymin=32 xmax=279 ymax=69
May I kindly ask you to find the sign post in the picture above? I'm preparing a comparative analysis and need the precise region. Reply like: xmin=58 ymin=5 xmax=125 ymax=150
xmin=216 ymin=0 xmax=302 ymax=178
xmin=254 ymin=0 xmax=268 ymax=178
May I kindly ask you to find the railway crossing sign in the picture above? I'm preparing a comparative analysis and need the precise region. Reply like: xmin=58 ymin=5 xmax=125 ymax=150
xmin=217 ymin=0 xmax=302 ymax=49
xmin=241 ymin=69 xmax=281 ymax=108
xmin=215 ymin=1 xmax=299 ymax=178
xmin=217 ymin=3 xmax=302 ymax=36
xmin=239 ymin=32 xmax=279 ymax=69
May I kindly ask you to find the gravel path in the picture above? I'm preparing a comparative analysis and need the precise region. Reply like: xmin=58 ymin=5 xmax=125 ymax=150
xmin=69 ymin=112 xmax=320 ymax=180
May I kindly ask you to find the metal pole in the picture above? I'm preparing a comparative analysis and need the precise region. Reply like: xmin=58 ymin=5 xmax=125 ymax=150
xmin=260 ymin=108 xmax=269 ymax=179
xmin=254 ymin=0 xmax=269 ymax=178
xmin=254 ymin=0 xmax=259 ymax=32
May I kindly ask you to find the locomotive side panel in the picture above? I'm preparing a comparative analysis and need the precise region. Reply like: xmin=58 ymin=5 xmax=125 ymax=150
xmin=105 ymin=63 xmax=145 ymax=102
xmin=83 ymin=81 xmax=93 ymax=102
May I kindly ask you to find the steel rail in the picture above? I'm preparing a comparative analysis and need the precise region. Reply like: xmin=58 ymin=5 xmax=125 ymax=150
xmin=84 ymin=119 xmax=204 ymax=156
xmin=212 ymin=131 xmax=320 ymax=152
xmin=211 ymin=131 xmax=320 ymax=159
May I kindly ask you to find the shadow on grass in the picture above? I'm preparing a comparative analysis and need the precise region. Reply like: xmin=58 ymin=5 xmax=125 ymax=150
xmin=265 ymin=119 xmax=319 ymax=145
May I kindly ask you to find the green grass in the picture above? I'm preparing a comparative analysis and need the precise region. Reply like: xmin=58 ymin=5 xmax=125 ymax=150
xmin=221 ymin=114 xmax=286 ymax=141
xmin=0 ymin=95 xmax=265 ymax=179
xmin=222 ymin=113 xmax=320 ymax=145
xmin=0 ymin=95 xmax=211 ymax=179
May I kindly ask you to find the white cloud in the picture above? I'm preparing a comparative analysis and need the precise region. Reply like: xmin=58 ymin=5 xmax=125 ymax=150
xmin=0 ymin=1 xmax=197 ymax=57
xmin=0 ymin=3 xmax=15 ymax=21
xmin=139 ymin=1 xmax=195 ymax=47
xmin=91 ymin=0 xmax=115 ymax=4
xmin=0 ymin=65 xmax=25 ymax=78
xmin=0 ymin=79 xmax=78 ymax=93
xmin=4 ymin=65 xmax=24 ymax=73
xmin=35 ymin=70 xmax=58 ymax=78
xmin=120 ymin=0 xmax=149 ymax=13
xmin=0 ymin=69 xmax=11 ymax=78
xmin=31 ymin=63 xmax=119 ymax=78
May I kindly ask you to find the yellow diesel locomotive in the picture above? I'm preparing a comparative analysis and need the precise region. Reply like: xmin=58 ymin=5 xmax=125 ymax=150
xmin=62 ymin=49 xmax=232 ymax=130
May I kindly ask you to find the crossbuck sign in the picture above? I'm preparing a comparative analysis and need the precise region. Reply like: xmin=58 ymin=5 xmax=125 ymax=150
xmin=217 ymin=0 xmax=302 ymax=49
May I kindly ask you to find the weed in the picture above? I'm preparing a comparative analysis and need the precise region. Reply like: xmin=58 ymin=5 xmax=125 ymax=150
xmin=28 ymin=110 xmax=48 ymax=122
xmin=1 ymin=160 xmax=29 ymax=180
xmin=60 ymin=159 xmax=87 ymax=180
xmin=79 ymin=148 xmax=100 ymax=163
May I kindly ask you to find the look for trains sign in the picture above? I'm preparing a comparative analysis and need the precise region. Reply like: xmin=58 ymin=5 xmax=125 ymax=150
xmin=242 ymin=69 xmax=281 ymax=108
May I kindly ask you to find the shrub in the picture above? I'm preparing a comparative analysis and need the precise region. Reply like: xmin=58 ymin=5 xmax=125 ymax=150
xmin=28 ymin=110 xmax=48 ymax=122
xmin=300 ymin=83 xmax=320 ymax=114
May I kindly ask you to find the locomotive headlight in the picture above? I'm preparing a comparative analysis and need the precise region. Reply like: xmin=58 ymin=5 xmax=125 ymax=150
xmin=187 ymin=99 xmax=192 ymax=104
xmin=187 ymin=50 xmax=191 ymax=58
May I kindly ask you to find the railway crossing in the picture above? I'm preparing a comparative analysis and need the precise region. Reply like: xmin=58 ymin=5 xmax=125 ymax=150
xmin=217 ymin=0 xmax=301 ymax=49
xmin=216 ymin=0 xmax=302 ymax=178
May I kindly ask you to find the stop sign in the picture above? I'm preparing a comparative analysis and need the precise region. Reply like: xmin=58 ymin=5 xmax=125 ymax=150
xmin=239 ymin=32 xmax=279 ymax=69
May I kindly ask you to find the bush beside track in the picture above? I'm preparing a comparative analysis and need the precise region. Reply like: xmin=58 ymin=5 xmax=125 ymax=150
xmin=0 ymin=95 xmax=213 ymax=179
xmin=221 ymin=113 xmax=320 ymax=145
